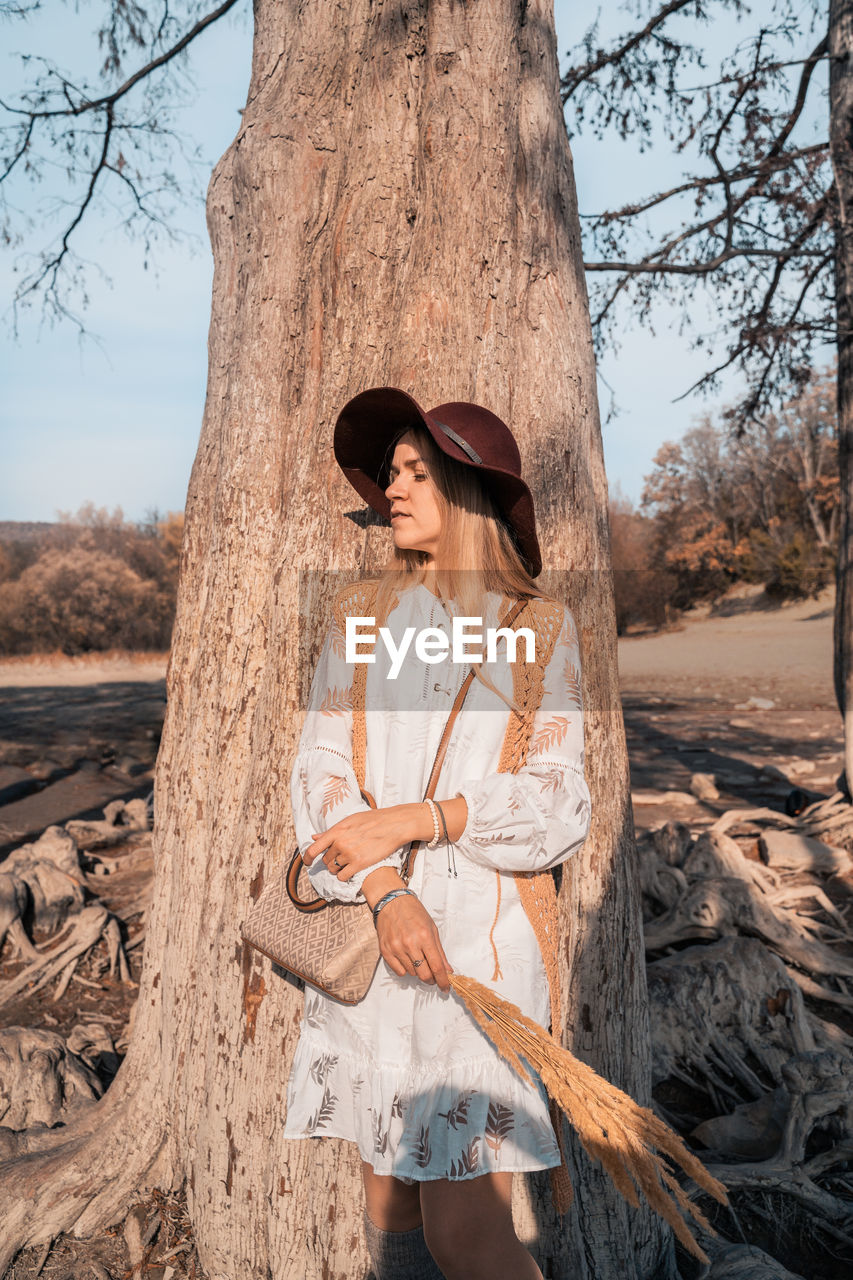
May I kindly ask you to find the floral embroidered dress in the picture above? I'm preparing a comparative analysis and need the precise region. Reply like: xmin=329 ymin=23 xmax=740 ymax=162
xmin=283 ymin=581 xmax=591 ymax=1181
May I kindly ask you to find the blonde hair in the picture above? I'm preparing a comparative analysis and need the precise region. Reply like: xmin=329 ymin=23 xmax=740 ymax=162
xmin=370 ymin=424 xmax=554 ymax=710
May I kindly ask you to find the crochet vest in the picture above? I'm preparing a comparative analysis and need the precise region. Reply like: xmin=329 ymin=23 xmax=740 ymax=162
xmin=331 ymin=579 xmax=566 ymax=1034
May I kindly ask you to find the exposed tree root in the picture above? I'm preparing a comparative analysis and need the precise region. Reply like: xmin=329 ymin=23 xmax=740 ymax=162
xmin=0 ymin=877 xmax=39 ymax=965
xmin=795 ymin=791 xmax=853 ymax=841
xmin=0 ymin=797 xmax=172 ymax=1275
xmin=701 ymin=1239 xmax=806 ymax=1278
xmin=0 ymin=808 xmax=146 ymax=1010
xmin=0 ymin=1026 xmax=103 ymax=1138
xmin=643 ymin=822 xmax=853 ymax=999
xmin=0 ymin=904 xmax=134 ymax=1009
xmin=0 ymin=1052 xmax=176 ymax=1275
xmin=66 ymin=799 xmax=149 ymax=852
xmin=637 ymin=810 xmax=853 ymax=1267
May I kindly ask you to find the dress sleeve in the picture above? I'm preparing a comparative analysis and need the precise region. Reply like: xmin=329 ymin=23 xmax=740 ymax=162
xmin=451 ymin=606 xmax=591 ymax=874
xmin=289 ymin=619 xmax=406 ymax=904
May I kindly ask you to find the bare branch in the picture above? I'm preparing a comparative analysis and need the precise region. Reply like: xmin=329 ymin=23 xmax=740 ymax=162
xmin=765 ymin=35 xmax=829 ymax=164
xmin=674 ymin=49 xmax=838 ymax=94
xmin=579 ymin=144 xmax=828 ymax=224
xmin=673 ymin=245 xmax=833 ymax=415
xmin=15 ymin=104 xmax=115 ymax=307
xmin=0 ymin=112 xmax=34 ymax=182
xmin=568 ymin=2 xmax=833 ymax=437
xmin=0 ymin=0 xmax=242 ymax=121
xmin=0 ymin=0 xmax=245 ymax=331
xmin=584 ymin=246 xmax=827 ymax=274
xmin=561 ymin=0 xmax=700 ymax=101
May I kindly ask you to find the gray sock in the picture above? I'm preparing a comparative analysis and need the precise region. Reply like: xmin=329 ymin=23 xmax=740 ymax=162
xmin=363 ymin=1208 xmax=446 ymax=1280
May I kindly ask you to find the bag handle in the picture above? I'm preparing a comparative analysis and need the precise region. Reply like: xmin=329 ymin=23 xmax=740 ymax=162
xmin=286 ymin=788 xmax=376 ymax=912
xmin=287 ymin=594 xmax=531 ymax=912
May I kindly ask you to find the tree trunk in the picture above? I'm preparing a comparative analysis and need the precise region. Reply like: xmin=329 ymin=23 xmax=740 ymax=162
xmin=0 ymin=1 xmax=670 ymax=1276
xmin=830 ymin=0 xmax=853 ymax=798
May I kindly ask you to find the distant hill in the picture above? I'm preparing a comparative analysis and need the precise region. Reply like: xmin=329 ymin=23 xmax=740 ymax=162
xmin=0 ymin=521 xmax=56 ymax=543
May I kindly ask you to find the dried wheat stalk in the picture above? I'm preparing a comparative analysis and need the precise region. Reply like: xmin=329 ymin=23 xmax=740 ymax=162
xmin=450 ymin=973 xmax=728 ymax=1264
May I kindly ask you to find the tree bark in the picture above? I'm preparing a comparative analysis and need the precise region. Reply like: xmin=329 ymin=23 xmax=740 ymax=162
xmin=830 ymin=0 xmax=853 ymax=798
xmin=0 ymin=1 xmax=669 ymax=1276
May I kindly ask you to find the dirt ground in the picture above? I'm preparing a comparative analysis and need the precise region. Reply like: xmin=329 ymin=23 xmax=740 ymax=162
xmin=618 ymin=583 xmax=841 ymax=832
xmin=0 ymin=583 xmax=842 ymax=1279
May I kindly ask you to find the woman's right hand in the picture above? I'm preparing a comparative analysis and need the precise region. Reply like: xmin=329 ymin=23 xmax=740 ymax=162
xmin=374 ymin=893 xmax=453 ymax=993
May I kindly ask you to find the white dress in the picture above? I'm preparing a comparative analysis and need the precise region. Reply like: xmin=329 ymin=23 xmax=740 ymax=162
xmin=283 ymin=582 xmax=591 ymax=1182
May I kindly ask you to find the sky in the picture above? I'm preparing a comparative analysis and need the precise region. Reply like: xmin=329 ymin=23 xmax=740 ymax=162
xmin=0 ymin=0 xmax=831 ymax=523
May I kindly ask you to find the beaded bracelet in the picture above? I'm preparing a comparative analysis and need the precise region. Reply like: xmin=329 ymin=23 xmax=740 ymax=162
xmin=371 ymin=887 xmax=416 ymax=926
xmin=424 ymin=797 xmax=441 ymax=849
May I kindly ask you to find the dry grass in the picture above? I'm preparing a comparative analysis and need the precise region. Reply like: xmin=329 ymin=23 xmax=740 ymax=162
xmin=450 ymin=973 xmax=729 ymax=1265
xmin=0 ymin=648 xmax=169 ymax=670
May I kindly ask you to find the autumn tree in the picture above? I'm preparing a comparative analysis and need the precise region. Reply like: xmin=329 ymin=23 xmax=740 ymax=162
xmin=560 ymin=0 xmax=853 ymax=789
xmin=0 ymin=2 xmax=669 ymax=1278
xmin=639 ymin=368 xmax=837 ymax=602
xmin=608 ymin=484 xmax=676 ymax=632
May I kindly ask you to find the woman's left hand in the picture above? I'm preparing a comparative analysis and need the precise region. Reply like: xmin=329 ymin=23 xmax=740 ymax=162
xmin=302 ymin=803 xmax=429 ymax=881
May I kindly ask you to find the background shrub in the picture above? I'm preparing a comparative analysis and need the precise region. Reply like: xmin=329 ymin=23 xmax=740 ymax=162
xmin=0 ymin=504 xmax=183 ymax=655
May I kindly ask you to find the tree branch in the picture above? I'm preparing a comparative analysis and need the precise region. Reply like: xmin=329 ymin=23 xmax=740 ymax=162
xmin=15 ymin=104 xmax=115 ymax=307
xmin=0 ymin=0 xmax=241 ymax=121
xmin=561 ymin=0 xmax=700 ymax=101
xmin=675 ymin=48 xmax=838 ymax=94
xmin=579 ymin=145 xmax=828 ymax=224
xmin=1 ymin=0 xmax=243 ymax=331
xmin=584 ymin=246 xmax=827 ymax=274
xmin=765 ymin=35 xmax=829 ymax=164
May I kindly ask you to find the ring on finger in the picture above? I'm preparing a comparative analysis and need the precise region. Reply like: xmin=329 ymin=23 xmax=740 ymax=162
xmin=333 ymin=856 xmax=342 ymax=869
xmin=412 ymin=958 xmax=424 ymax=969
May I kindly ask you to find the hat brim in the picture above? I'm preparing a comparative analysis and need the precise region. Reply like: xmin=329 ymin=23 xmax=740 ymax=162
xmin=333 ymin=387 xmax=542 ymax=577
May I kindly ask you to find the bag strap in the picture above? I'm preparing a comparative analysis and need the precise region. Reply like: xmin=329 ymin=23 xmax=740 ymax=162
xmin=287 ymin=594 xmax=532 ymax=911
xmin=400 ymin=594 xmax=529 ymax=881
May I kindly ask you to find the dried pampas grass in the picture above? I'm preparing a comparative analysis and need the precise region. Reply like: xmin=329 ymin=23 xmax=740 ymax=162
xmin=450 ymin=973 xmax=728 ymax=1264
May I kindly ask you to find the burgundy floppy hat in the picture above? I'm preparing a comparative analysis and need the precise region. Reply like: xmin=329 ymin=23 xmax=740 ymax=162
xmin=333 ymin=387 xmax=543 ymax=577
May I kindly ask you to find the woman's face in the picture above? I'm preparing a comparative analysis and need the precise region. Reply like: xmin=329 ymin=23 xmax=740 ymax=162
xmin=384 ymin=434 xmax=443 ymax=563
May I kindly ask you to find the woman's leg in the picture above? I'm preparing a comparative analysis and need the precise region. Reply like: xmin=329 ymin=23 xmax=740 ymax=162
xmin=361 ymin=1162 xmax=444 ymax=1280
xmin=362 ymin=1161 xmax=422 ymax=1230
xmin=420 ymin=1173 xmax=543 ymax=1280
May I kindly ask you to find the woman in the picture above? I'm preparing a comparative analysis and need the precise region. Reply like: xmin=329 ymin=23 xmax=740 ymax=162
xmin=283 ymin=388 xmax=591 ymax=1280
